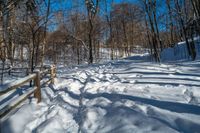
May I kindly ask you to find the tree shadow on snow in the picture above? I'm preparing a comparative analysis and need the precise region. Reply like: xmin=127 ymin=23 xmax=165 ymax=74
xmin=84 ymin=92 xmax=200 ymax=115
xmin=60 ymin=88 xmax=200 ymax=132
xmin=59 ymin=87 xmax=200 ymax=115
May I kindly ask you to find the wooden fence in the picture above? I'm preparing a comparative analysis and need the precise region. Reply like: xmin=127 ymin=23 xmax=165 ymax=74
xmin=0 ymin=65 xmax=56 ymax=118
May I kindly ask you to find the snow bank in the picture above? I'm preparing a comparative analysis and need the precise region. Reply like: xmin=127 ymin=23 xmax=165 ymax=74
xmin=161 ymin=37 xmax=200 ymax=61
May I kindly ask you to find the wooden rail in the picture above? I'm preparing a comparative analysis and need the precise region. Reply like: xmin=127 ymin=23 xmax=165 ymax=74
xmin=0 ymin=65 xmax=56 ymax=118
xmin=0 ymin=66 xmax=50 ymax=75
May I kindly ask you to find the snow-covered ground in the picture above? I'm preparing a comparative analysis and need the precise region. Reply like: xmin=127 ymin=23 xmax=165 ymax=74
xmin=1 ymin=53 xmax=200 ymax=133
xmin=161 ymin=36 xmax=200 ymax=61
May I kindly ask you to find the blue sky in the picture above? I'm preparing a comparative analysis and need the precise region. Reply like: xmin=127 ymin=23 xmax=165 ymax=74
xmin=47 ymin=0 xmax=167 ymax=32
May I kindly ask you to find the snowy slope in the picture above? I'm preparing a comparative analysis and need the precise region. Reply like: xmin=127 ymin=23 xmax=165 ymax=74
xmin=161 ymin=36 xmax=200 ymax=61
xmin=1 ymin=54 xmax=200 ymax=133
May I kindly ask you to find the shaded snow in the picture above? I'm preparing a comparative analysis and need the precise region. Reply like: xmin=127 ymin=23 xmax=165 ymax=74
xmin=161 ymin=36 xmax=200 ymax=61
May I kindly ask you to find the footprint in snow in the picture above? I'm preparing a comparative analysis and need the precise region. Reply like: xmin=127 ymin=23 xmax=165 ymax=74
xmin=136 ymin=74 xmax=143 ymax=78
xmin=183 ymin=89 xmax=198 ymax=104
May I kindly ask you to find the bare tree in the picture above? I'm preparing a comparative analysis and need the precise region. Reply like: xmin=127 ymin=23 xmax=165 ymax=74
xmin=174 ymin=0 xmax=196 ymax=60
xmin=143 ymin=0 xmax=161 ymax=62
xmin=85 ymin=0 xmax=99 ymax=64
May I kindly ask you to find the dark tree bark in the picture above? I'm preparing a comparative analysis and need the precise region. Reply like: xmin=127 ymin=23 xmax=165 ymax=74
xmin=85 ymin=0 xmax=99 ymax=64
xmin=174 ymin=0 xmax=196 ymax=60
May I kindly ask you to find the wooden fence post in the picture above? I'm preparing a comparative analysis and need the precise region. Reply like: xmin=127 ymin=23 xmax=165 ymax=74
xmin=54 ymin=65 xmax=56 ymax=77
xmin=50 ymin=65 xmax=56 ymax=84
xmin=34 ymin=70 xmax=41 ymax=103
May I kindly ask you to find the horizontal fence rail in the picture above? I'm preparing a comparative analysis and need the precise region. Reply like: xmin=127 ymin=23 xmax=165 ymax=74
xmin=0 ymin=65 xmax=56 ymax=118
xmin=0 ymin=65 xmax=51 ymax=75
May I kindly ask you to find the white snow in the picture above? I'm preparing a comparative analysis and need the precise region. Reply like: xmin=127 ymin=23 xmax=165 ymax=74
xmin=161 ymin=36 xmax=200 ymax=61
xmin=1 ymin=45 xmax=200 ymax=133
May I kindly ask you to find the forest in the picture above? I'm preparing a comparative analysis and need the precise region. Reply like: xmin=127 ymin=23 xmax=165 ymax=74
xmin=0 ymin=0 xmax=199 ymax=71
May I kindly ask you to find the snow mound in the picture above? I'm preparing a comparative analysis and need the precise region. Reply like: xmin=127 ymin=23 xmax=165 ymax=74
xmin=161 ymin=37 xmax=200 ymax=61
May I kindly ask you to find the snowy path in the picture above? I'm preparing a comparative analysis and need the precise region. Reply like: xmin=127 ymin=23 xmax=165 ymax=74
xmin=1 ymin=57 xmax=200 ymax=133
